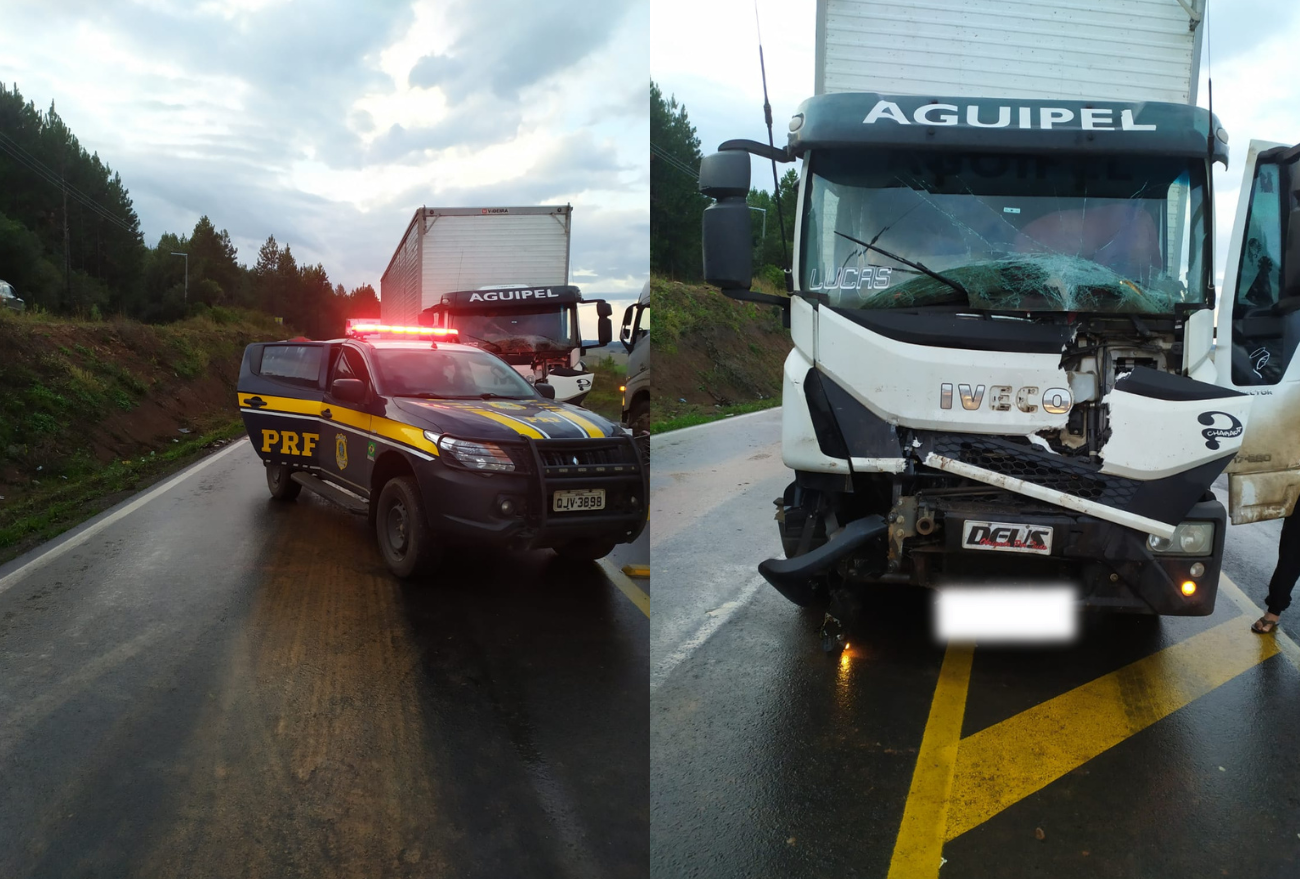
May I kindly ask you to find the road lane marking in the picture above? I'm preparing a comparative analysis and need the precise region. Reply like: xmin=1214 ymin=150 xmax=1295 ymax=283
xmin=597 ymin=558 xmax=650 ymax=618
xmin=650 ymin=406 xmax=781 ymax=438
xmin=886 ymin=643 xmax=974 ymax=879
xmin=649 ymin=573 xmax=766 ymax=693
xmin=1218 ymin=571 xmax=1300 ymax=671
xmin=622 ymin=564 xmax=649 ymax=579
xmin=0 ymin=439 xmax=248 ymax=597
xmin=944 ymin=612 xmax=1279 ymax=841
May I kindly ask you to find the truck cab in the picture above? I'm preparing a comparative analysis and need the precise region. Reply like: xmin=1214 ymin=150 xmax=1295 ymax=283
xmin=419 ymin=285 xmax=612 ymax=405
xmin=620 ymin=280 xmax=651 ymax=433
xmin=700 ymin=92 xmax=1300 ymax=619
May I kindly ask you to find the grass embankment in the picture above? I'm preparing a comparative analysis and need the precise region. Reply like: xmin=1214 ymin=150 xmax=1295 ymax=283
xmin=651 ymin=275 xmax=789 ymax=432
xmin=582 ymin=357 xmax=627 ymax=424
xmin=0 ymin=306 xmax=284 ymax=564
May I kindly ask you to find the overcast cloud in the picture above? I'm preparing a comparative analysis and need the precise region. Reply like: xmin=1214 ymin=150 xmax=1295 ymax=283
xmin=652 ymin=0 xmax=1300 ymax=286
xmin=0 ymin=0 xmax=649 ymax=311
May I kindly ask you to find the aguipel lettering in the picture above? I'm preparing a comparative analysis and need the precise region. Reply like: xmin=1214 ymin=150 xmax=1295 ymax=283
xmin=468 ymin=288 xmax=560 ymax=303
xmin=862 ymin=99 xmax=1157 ymax=132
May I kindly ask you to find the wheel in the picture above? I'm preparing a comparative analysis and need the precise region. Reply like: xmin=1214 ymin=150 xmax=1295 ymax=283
xmin=554 ymin=538 xmax=618 ymax=562
xmin=375 ymin=476 xmax=438 ymax=579
xmin=266 ymin=463 xmax=302 ymax=500
xmin=628 ymin=399 xmax=650 ymax=435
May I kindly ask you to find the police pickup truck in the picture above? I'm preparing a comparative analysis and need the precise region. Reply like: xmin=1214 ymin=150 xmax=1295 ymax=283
xmin=236 ymin=323 xmax=648 ymax=577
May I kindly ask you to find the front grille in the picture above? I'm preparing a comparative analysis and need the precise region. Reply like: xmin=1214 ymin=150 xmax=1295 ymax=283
xmin=535 ymin=438 xmax=641 ymax=478
xmin=929 ymin=435 xmax=1140 ymax=506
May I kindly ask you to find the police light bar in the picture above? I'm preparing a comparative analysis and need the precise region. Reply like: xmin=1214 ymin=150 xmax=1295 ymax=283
xmin=346 ymin=319 xmax=459 ymax=338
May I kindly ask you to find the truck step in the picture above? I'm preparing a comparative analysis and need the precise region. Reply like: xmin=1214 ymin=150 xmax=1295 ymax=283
xmin=290 ymin=471 xmax=368 ymax=515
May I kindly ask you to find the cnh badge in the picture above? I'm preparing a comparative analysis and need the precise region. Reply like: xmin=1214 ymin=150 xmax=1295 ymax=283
xmin=336 ymin=434 xmax=348 ymax=470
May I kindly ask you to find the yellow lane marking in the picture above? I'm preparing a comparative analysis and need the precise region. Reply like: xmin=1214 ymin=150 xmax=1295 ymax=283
xmin=597 ymin=559 xmax=650 ymax=618
xmin=887 ymin=643 xmax=975 ymax=879
xmin=944 ymin=612 xmax=1279 ymax=841
xmin=1219 ymin=572 xmax=1300 ymax=671
xmin=621 ymin=564 xmax=650 ymax=579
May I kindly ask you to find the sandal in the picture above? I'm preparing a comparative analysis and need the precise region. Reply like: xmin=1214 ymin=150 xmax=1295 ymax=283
xmin=1252 ymin=615 xmax=1281 ymax=634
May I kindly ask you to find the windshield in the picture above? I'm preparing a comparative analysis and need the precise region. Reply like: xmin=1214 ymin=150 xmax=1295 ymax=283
xmin=453 ymin=306 xmax=575 ymax=354
xmin=800 ymin=149 xmax=1209 ymax=314
xmin=372 ymin=348 xmax=539 ymax=399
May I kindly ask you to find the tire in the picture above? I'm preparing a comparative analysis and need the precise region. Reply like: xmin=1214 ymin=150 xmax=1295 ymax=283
xmin=554 ymin=537 xmax=618 ymax=562
xmin=628 ymin=399 xmax=650 ymax=435
xmin=266 ymin=463 xmax=302 ymax=501
xmin=375 ymin=476 xmax=438 ymax=579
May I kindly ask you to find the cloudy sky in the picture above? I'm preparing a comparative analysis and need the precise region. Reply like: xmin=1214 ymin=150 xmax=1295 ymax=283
xmin=651 ymin=0 xmax=1300 ymax=284
xmin=0 ymin=0 xmax=648 ymax=310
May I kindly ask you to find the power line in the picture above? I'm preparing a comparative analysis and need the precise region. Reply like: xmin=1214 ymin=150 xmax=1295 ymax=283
xmin=0 ymin=130 xmax=137 ymax=234
xmin=650 ymin=141 xmax=700 ymax=181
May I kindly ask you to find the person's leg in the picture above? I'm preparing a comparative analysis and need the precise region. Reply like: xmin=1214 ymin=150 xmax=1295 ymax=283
xmin=1264 ymin=510 xmax=1300 ymax=617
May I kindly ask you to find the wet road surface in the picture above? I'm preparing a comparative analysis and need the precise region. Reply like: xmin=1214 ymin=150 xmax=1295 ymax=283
xmin=0 ymin=439 xmax=648 ymax=879
xmin=650 ymin=409 xmax=1300 ymax=878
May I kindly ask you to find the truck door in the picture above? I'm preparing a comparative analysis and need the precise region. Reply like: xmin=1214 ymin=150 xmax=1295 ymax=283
xmin=238 ymin=341 xmax=326 ymax=470
xmin=318 ymin=344 xmax=375 ymax=496
xmin=1217 ymin=140 xmax=1300 ymax=524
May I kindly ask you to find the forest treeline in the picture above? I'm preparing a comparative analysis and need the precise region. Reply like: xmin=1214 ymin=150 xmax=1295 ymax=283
xmin=0 ymin=82 xmax=378 ymax=335
xmin=649 ymin=80 xmax=797 ymax=289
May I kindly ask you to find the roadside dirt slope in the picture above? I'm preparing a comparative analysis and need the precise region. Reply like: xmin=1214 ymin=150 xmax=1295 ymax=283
xmin=652 ymin=277 xmax=789 ymax=423
xmin=0 ymin=309 xmax=282 ymax=502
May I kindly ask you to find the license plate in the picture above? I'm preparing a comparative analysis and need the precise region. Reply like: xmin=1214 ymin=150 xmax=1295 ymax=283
xmin=936 ymin=586 xmax=1078 ymax=643
xmin=961 ymin=520 xmax=1053 ymax=555
xmin=553 ymin=488 xmax=605 ymax=512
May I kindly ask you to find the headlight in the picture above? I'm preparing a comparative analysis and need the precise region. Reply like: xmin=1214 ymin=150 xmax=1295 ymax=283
xmin=435 ymin=435 xmax=516 ymax=472
xmin=1147 ymin=521 xmax=1215 ymax=556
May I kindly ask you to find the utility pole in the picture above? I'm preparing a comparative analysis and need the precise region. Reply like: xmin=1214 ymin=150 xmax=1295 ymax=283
xmin=61 ymin=155 xmax=70 ymax=307
xmin=171 ymin=252 xmax=188 ymax=303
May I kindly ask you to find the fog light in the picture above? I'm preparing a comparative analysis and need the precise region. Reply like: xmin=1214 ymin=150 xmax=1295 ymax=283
xmin=1190 ymin=562 xmax=1205 ymax=578
xmin=629 ymin=495 xmax=640 ymax=510
xmin=497 ymin=498 xmax=516 ymax=516
xmin=1181 ymin=580 xmax=1197 ymax=596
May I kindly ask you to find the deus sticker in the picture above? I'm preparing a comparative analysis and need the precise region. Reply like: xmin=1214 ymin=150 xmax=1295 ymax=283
xmin=1197 ymin=411 xmax=1243 ymax=450
xmin=336 ymin=434 xmax=348 ymax=470
xmin=961 ymin=520 xmax=1053 ymax=555
xmin=367 ymin=440 xmax=376 ymax=461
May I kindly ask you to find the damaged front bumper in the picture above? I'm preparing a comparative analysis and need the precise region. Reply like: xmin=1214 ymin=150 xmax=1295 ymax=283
xmin=762 ymin=498 xmax=1225 ymax=615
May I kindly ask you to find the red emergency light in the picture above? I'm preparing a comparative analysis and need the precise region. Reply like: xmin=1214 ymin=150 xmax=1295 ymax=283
xmin=346 ymin=319 xmax=459 ymax=339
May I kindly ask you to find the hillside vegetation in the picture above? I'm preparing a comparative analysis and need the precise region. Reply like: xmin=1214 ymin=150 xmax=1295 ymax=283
xmin=652 ymin=276 xmax=790 ymax=430
xmin=0 ymin=307 xmax=283 ymax=561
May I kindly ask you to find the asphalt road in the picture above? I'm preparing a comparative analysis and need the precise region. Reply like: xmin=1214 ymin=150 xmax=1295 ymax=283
xmin=0 ymin=439 xmax=648 ymax=879
xmin=650 ymin=408 xmax=1300 ymax=878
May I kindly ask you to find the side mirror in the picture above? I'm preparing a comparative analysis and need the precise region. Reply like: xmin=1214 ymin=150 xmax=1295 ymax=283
xmin=700 ymin=151 xmax=754 ymax=292
xmin=598 ymin=315 xmax=613 ymax=347
xmin=331 ymin=378 xmax=366 ymax=404
xmin=596 ymin=300 xmax=613 ymax=318
xmin=535 ymin=382 xmax=556 ymax=399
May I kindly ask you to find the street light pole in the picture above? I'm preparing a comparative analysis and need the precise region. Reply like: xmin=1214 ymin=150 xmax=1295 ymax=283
xmin=170 ymin=251 xmax=188 ymax=303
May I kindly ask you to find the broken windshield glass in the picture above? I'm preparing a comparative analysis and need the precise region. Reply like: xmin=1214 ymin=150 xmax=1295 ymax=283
xmin=800 ymin=149 xmax=1208 ymax=314
xmin=453 ymin=306 xmax=576 ymax=355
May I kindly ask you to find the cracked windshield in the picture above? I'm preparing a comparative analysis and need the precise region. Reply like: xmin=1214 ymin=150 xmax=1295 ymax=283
xmin=455 ymin=306 xmax=575 ymax=354
xmin=801 ymin=149 xmax=1208 ymax=314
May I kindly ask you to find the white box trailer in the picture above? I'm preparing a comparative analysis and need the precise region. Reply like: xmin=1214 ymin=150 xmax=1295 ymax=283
xmin=380 ymin=205 xmax=573 ymax=325
xmin=815 ymin=0 xmax=1205 ymax=103
xmin=379 ymin=205 xmax=612 ymax=405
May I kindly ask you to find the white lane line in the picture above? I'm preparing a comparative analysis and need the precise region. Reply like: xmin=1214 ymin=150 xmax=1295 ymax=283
xmin=650 ymin=572 xmax=767 ymax=693
xmin=652 ymin=406 xmax=782 ymax=439
xmin=0 ymin=439 xmax=248 ymax=597
xmin=1219 ymin=571 xmax=1300 ymax=671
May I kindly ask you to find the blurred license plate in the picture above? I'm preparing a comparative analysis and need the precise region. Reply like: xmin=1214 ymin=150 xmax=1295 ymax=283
xmin=553 ymin=488 xmax=605 ymax=512
xmin=936 ymin=586 xmax=1077 ymax=643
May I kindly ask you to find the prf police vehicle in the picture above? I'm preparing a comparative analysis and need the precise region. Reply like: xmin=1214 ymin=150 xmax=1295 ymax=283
xmin=236 ymin=322 xmax=648 ymax=578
